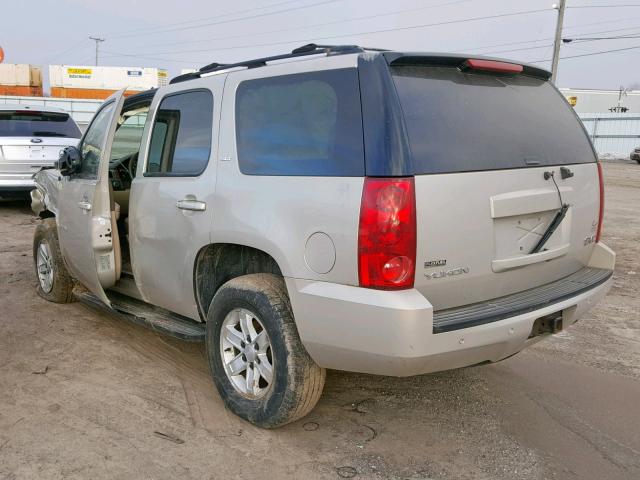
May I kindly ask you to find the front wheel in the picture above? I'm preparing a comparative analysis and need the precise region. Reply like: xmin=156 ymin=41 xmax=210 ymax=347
xmin=206 ymin=273 xmax=325 ymax=428
xmin=33 ymin=218 xmax=75 ymax=303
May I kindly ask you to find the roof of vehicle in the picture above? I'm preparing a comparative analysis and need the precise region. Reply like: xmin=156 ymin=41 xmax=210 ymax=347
xmin=169 ymin=43 xmax=552 ymax=85
xmin=0 ymin=104 xmax=67 ymax=113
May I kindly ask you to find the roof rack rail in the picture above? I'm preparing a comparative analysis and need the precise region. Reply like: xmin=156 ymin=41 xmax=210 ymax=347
xmin=170 ymin=44 xmax=366 ymax=84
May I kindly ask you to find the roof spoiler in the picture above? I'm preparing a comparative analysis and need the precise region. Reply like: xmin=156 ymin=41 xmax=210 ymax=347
xmin=384 ymin=52 xmax=552 ymax=80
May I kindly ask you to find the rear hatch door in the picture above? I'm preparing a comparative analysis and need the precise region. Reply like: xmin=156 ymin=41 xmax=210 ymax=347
xmin=389 ymin=60 xmax=601 ymax=310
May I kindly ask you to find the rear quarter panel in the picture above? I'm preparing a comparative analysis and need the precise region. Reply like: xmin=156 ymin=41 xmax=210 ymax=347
xmin=214 ymin=54 xmax=363 ymax=285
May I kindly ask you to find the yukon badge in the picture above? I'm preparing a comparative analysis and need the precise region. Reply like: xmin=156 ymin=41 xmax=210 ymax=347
xmin=424 ymin=266 xmax=470 ymax=280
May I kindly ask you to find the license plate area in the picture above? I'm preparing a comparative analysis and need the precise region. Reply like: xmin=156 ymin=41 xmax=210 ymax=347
xmin=29 ymin=146 xmax=44 ymax=159
xmin=529 ymin=311 xmax=563 ymax=338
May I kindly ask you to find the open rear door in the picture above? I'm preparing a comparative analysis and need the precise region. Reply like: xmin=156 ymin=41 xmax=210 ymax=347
xmin=56 ymin=89 xmax=127 ymax=306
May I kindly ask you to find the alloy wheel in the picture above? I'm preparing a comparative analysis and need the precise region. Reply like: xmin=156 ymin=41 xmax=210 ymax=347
xmin=220 ymin=308 xmax=274 ymax=399
xmin=36 ymin=240 xmax=54 ymax=293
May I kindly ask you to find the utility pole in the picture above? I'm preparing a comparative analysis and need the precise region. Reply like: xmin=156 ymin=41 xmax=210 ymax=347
xmin=551 ymin=0 xmax=566 ymax=84
xmin=89 ymin=36 xmax=105 ymax=66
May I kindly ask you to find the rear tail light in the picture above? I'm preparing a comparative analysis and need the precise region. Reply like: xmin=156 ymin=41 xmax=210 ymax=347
xmin=596 ymin=161 xmax=605 ymax=242
xmin=358 ymin=177 xmax=416 ymax=290
xmin=462 ymin=59 xmax=523 ymax=74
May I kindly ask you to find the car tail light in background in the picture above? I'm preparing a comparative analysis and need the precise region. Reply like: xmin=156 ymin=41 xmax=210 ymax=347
xmin=462 ymin=59 xmax=524 ymax=74
xmin=596 ymin=161 xmax=605 ymax=242
xmin=358 ymin=177 xmax=416 ymax=290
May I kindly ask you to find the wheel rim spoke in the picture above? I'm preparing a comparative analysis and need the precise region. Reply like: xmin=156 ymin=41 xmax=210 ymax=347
xmin=256 ymin=355 xmax=273 ymax=383
xmin=227 ymin=352 xmax=247 ymax=375
xmin=220 ymin=307 xmax=274 ymax=399
xmin=254 ymin=331 xmax=268 ymax=351
xmin=246 ymin=365 xmax=258 ymax=395
xmin=224 ymin=325 xmax=244 ymax=350
xmin=239 ymin=311 xmax=258 ymax=341
xmin=37 ymin=241 xmax=54 ymax=293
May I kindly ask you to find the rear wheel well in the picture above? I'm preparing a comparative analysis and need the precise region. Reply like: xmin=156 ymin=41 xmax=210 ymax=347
xmin=194 ymin=243 xmax=283 ymax=320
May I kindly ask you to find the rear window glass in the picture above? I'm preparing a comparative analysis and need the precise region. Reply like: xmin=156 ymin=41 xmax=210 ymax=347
xmin=146 ymin=90 xmax=213 ymax=176
xmin=0 ymin=110 xmax=81 ymax=138
xmin=235 ymin=68 xmax=364 ymax=176
xmin=390 ymin=66 xmax=596 ymax=174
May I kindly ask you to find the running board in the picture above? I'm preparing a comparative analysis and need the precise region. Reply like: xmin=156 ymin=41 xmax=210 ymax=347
xmin=76 ymin=290 xmax=205 ymax=342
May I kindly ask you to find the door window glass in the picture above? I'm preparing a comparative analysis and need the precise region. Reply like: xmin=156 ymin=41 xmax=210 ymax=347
xmin=110 ymin=108 xmax=149 ymax=161
xmin=145 ymin=90 xmax=213 ymax=176
xmin=78 ymin=102 xmax=116 ymax=179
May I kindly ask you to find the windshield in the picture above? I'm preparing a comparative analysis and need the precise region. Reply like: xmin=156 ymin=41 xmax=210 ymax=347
xmin=0 ymin=110 xmax=82 ymax=138
xmin=390 ymin=65 xmax=597 ymax=174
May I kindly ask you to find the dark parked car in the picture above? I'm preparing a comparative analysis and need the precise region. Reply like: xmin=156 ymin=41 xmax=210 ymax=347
xmin=631 ymin=147 xmax=640 ymax=163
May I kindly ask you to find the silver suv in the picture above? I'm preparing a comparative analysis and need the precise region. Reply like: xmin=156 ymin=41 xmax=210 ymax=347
xmin=0 ymin=104 xmax=81 ymax=196
xmin=30 ymin=45 xmax=615 ymax=428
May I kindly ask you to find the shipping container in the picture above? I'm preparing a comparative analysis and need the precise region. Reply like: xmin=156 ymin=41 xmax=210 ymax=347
xmin=49 ymin=65 xmax=168 ymax=99
xmin=0 ymin=64 xmax=43 ymax=96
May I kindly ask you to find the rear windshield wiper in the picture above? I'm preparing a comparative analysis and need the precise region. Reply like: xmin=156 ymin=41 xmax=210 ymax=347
xmin=530 ymin=203 xmax=570 ymax=254
xmin=530 ymin=170 xmax=570 ymax=254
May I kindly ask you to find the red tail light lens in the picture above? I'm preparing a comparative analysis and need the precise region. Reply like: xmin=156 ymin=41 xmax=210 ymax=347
xmin=463 ymin=59 xmax=523 ymax=74
xmin=358 ymin=177 xmax=416 ymax=290
xmin=596 ymin=161 xmax=605 ymax=242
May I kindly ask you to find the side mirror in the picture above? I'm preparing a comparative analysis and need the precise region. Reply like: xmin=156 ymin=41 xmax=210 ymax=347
xmin=57 ymin=146 xmax=82 ymax=176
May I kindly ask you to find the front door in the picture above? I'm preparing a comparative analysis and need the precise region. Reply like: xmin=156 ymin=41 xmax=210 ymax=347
xmin=129 ymin=79 xmax=223 ymax=319
xmin=57 ymin=90 xmax=126 ymax=305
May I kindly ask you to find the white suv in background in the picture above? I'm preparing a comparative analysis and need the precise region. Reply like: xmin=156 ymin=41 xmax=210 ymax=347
xmin=0 ymin=104 xmax=81 ymax=196
xmin=30 ymin=45 xmax=615 ymax=428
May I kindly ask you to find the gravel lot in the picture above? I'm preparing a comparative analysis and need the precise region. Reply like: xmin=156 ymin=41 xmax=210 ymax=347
xmin=1 ymin=160 xmax=638 ymax=480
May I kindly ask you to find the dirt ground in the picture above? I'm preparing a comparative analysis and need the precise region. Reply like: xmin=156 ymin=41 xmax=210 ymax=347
xmin=1 ymin=161 xmax=639 ymax=480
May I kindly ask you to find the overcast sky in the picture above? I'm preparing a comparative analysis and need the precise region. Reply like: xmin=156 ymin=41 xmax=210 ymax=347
xmin=2 ymin=0 xmax=640 ymax=90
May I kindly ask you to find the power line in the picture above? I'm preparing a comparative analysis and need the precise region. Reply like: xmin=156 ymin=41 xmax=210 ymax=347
xmin=108 ymin=0 xmax=314 ymax=37
xmin=47 ymin=39 xmax=90 ymax=62
xmin=529 ymin=43 xmax=640 ymax=63
xmin=109 ymin=0 xmax=342 ymax=39
xmin=468 ymin=24 xmax=640 ymax=53
xmin=479 ymin=32 xmax=640 ymax=57
xmin=118 ymin=8 xmax=551 ymax=57
xmin=564 ymin=35 xmax=640 ymax=41
xmin=101 ymin=50 xmax=203 ymax=64
xmin=479 ymin=43 xmax=555 ymax=56
xmin=119 ymin=0 xmax=475 ymax=51
xmin=567 ymin=3 xmax=640 ymax=8
xmin=563 ymin=15 xmax=640 ymax=31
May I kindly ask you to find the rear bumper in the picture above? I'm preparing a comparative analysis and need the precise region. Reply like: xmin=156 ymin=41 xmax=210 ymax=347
xmin=0 ymin=175 xmax=36 ymax=191
xmin=287 ymin=243 xmax=615 ymax=377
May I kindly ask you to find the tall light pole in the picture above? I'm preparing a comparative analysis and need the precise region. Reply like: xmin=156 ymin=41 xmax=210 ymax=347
xmin=551 ymin=0 xmax=567 ymax=84
xmin=89 ymin=36 xmax=105 ymax=66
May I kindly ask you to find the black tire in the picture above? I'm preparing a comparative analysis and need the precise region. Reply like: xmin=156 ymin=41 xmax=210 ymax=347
xmin=33 ymin=218 xmax=75 ymax=303
xmin=206 ymin=273 xmax=325 ymax=428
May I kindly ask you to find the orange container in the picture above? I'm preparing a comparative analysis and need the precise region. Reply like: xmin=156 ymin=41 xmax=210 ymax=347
xmin=0 ymin=85 xmax=43 ymax=96
xmin=50 ymin=86 xmax=143 ymax=100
